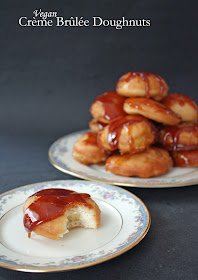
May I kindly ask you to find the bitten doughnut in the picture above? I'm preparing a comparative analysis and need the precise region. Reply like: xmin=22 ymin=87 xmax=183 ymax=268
xmin=98 ymin=115 xmax=156 ymax=154
xmin=172 ymin=150 xmax=198 ymax=167
xmin=90 ymin=91 xmax=126 ymax=123
xmin=23 ymin=188 xmax=101 ymax=240
xmin=124 ymin=97 xmax=181 ymax=125
xmin=116 ymin=72 xmax=168 ymax=101
xmin=157 ymin=122 xmax=198 ymax=151
xmin=106 ymin=147 xmax=173 ymax=178
xmin=89 ymin=119 xmax=107 ymax=133
xmin=72 ymin=132 xmax=108 ymax=165
xmin=161 ymin=93 xmax=198 ymax=122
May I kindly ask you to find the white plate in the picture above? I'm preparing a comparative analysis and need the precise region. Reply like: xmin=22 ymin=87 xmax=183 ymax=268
xmin=0 ymin=180 xmax=150 ymax=272
xmin=48 ymin=130 xmax=198 ymax=188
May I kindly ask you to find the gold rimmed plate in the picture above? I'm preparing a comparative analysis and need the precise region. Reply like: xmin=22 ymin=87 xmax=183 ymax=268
xmin=0 ymin=180 xmax=150 ymax=272
xmin=48 ymin=130 xmax=198 ymax=188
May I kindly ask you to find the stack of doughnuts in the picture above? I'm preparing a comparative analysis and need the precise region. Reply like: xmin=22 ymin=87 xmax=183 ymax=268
xmin=72 ymin=72 xmax=198 ymax=178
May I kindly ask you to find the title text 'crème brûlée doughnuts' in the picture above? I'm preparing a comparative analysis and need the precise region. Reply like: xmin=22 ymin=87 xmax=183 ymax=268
xmin=72 ymin=132 xmax=108 ymax=165
xmin=157 ymin=122 xmax=198 ymax=151
xmin=116 ymin=72 xmax=168 ymax=101
xmin=23 ymin=188 xmax=101 ymax=240
xmin=124 ymin=97 xmax=181 ymax=125
xmin=161 ymin=93 xmax=198 ymax=122
xmin=90 ymin=91 xmax=126 ymax=123
xmin=98 ymin=115 xmax=156 ymax=154
xmin=105 ymin=147 xmax=173 ymax=178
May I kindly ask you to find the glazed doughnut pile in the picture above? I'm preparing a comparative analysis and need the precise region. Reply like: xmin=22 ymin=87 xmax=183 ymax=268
xmin=72 ymin=72 xmax=198 ymax=178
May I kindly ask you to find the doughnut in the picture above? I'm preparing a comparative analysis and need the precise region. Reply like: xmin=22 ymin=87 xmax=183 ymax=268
xmin=116 ymin=72 xmax=168 ymax=101
xmin=89 ymin=119 xmax=107 ymax=133
xmin=98 ymin=115 xmax=156 ymax=154
xmin=124 ymin=97 xmax=181 ymax=125
xmin=90 ymin=91 xmax=126 ymax=123
xmin=171 ymin=150 xmax=198 ymax=167
xmin=72 ymin=132 xmax=108 ymax=165
xmin=23 ymin=188 xmax=101 ymax=240
xmin=157 ymin=122 xmax=198 ymax=151
xmin=106 ymin=147 xmax=173 ymax=178
xmin=161 ymin=93 xmax=198 ymax=122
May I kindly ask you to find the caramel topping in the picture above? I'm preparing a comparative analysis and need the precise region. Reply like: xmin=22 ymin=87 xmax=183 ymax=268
xmin=83 ymin=132 xmax=98 ymax=145
xmin=118 ymin=72 xmax=166 ymax=97
xmin=23 ymin=189 xmax=91 ymax=234
xmin=96 ymin=121 xmax=107 ymax=130
xmin=107 ymin=115 xmax=153 ymax=152
xmin=158 ymin=123 xmax=198 ymax=151
xmin=94 ymin=91 xmax=126 ymax=121
xmin=172 ymin=150 xmax=198 ymax=167
xmin=162 ymin=93 xmax=198 ymax=113
xmin=126 ymin=97 xmax=179 ymax=116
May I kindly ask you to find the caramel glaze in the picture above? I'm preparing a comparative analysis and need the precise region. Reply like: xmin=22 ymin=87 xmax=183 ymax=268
xmin=93 ymin=91 xmax=126 ymax=121
xmin=105 ymin=115 xmax=156 ymax=152
xmin=126 ymin=97 xmax=181 ymax=117
xmin=23 ymin=189 xmax=92 ymax=235
xmin=94 ymin=120 xmax=107 ymax=130
xmin=158 ymin=123 xmax=198 ymax=151
xmin=83 ymin=132 xmax=98 ymax=145
xmin=89 ymin=119 xmax=107 ymax=132
xmin=172 ymin=150 xmax=198 ymax=167
xmin=162 ymin=93 xmax=198 ymax=113
xmin=118 ymin=72 xmax=166 ymax=97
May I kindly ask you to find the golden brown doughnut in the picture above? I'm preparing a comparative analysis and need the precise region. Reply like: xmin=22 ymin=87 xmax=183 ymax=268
xmin=157 ymin=122 xmax=198 ymax=151
xmin=89 ymin=119 xmax=107 ymax=133
xmin=116 ymin=72 xmax=168 ymax=101
xmin=161 ymin=93 xmax=198 ymax=122
xmin=124 ymin=97 xmax=181 ymax=125
xmin=106 ymin=147 xmax=173 ymax=178
xmin=98 ymin=115 xmax=156 ymax=154
xmin=23 ymin=188 xmax=101 ymax=240
xmin=72 ymin=132 xmax=108 ymax=165
xmin=90 ymin=91 xmax=126 ymax=123
xmin=171 ymin=150 xmax=198 ymax=167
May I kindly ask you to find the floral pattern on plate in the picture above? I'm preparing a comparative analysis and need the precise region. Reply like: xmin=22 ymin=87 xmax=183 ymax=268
xmin=0 ymin=180 xmax=150 ymax=272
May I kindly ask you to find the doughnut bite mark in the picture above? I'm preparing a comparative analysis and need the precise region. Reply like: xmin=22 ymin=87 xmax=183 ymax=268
xmin=161 ymin=93 xmax=198 ymax=122
xmin=98 ymin=115 xmax=156 ymax=154
xmin=90 ymin=91 xmax=126 ymax=123
xmin=124 ymin=98 xmax=181 ymax=125
xmin=157 ymin=122 xmax=198 ymax=151
xmin=172 ymin=150 xmax=198 ymax=167
xmin=106 ymin=148 xmax=173 ymax=178
xmin=116 ymin=72 xmax=168 ymax=101
xmin=23 ymin=189 xmax=101 ymax=240
xmin=72 ymin=132 xmax=108 ymax=165
xmin=89 ymin=119 xmax=107 ymax=133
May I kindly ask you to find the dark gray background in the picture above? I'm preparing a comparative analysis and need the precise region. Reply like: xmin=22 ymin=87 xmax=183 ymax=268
xmin=0 ymin=0 xmax=198 ymax=279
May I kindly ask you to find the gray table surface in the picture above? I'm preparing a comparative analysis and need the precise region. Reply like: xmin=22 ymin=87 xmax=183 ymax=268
xmin=0 ymin=0 xmax=198 ymax=279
